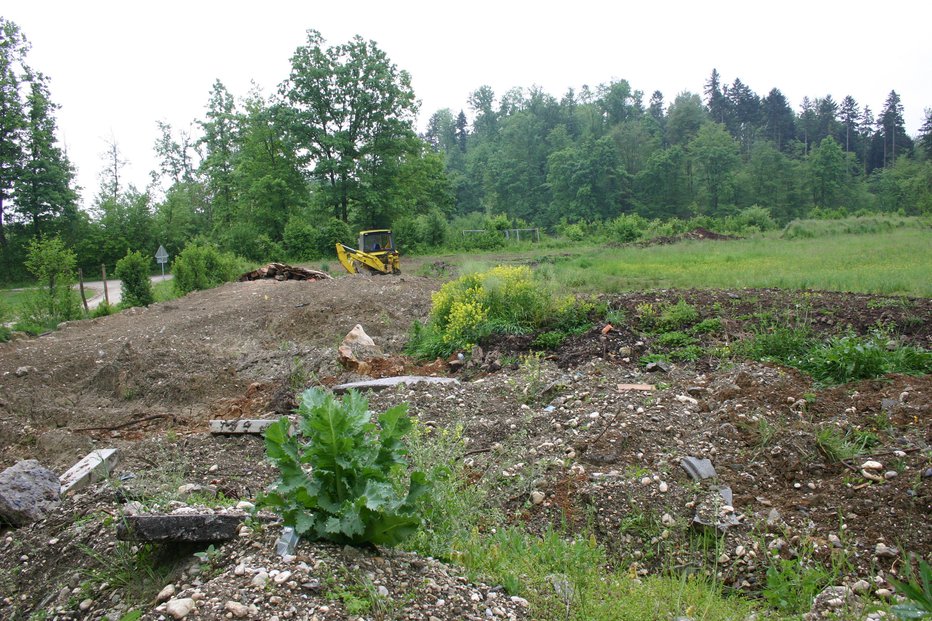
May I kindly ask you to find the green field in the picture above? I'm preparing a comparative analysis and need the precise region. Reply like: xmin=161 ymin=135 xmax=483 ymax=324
xmin=417 ymin=228 xmax=931 ymax=297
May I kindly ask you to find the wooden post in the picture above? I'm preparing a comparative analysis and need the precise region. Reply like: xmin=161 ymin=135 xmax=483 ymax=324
xmin=78 ymin=268 xmax=89 ymax=313
xmin=101 ymin=264 xmax=109 ymax=306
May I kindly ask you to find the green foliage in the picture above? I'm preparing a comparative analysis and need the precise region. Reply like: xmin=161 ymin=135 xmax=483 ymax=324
xmin=737 ymin=324 xmax=814 ymax=365
xmin=259 ymin=388 xmax=428 ymax=546
xmin=114 ymin=250 xmax=154 ymax=307
xmin=802 ymin=331 xmax=931 ymax=385
xmin=314 ymin=217 xmax=354 ymax=257
xmin=657 ymin=299 xmax=699 ymax=331
xmin=691 ymin=317 xmax=723 ymax=334
xmin=815 ymin=427 xmax=876 ymax=462
xmin=91 ymin=301 xmax=114 ymax=318
xmin=20 ymin=236 xmax=81 ymax=327
xmin=763 ymin=555 xmax=833 ymax=614
xmin=283 ymin=216 xmax=317 ymax=260
xmin=406 ymin=265 xmax=593 ymax=359
xmin=889 ymin=557 xmax=932 ymax=619
xmin=171 ymin=239 xmax=243 ymax=295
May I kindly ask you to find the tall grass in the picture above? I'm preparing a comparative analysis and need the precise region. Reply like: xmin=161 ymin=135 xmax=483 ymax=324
xmin=549 ymin=228 xmax=930 ymax=296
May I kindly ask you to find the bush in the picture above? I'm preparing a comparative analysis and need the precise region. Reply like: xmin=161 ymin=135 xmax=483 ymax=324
xmin=283 ymin=216 xmax=317 ymax=260
xmin=259 ymin=388 xmax=428 ymax=546
xmin=20 ymin=237 xmax=81 ymax=328
xmin=406 ymin=265 xmax=594 ymax=359
xmin=314 ymin=217 xmax=354 ymax=257
xmin=606 ymin=213 xmax=649 ymax=242
xmin=171 ymin=240 xmax=243 ymax=295
xmin=115 ymin=250 xmax=154 ymax=308
xmin=802 ymin=332 xmax=931 ymax=385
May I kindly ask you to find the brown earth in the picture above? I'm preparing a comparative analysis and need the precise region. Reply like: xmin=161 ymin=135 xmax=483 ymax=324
xmin=0 ymin=275 xmax=929 ymax=620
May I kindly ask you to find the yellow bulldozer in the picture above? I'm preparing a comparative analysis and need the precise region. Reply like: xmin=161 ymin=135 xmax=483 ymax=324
xmin=336 ymin=229 xmax=400 ymax=275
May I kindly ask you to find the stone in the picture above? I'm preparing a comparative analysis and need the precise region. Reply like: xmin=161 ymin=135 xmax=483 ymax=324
xmin=116 ymin=514 xmax=246 ymax=542
xmin=331 ymin=375 xmax=459 ymax=394
xmin=338 ymin=324 xmax=382 ymax=371
xmin=15 ymin=366 xmax=37 ymax=377
xmin=880 ymin=398 xmax=898 ymax=411
xmin=165 ymin=597 xmax=195 ymax=619
xmin=59 ymin=449 xmax=120 ymax=495
xmin=156 ymin=584 xmax=176 ymax=603
xmin=680 ymin=456 xmax=717 ymax=481
xmin=251 ymin=572 xmax=269 ymax=588
xmin=377 ymin=585 xmax=389 ymax=597
xmin=851 ymin=579 xmax=870 ymax=594
xmin=860 ymin=460 xmax=883 ymax=471
xmin=225 ymin=600 xmax=249 ymax=618
xmin=0 ymin=460 xmax=61 ymax=526
xmin=616 ymin=383 xmax=655 ymax=391
xmin=645 ymin=361 xmax=671 ymax=373
xmin=658 ymin=481 xmax=668 ymax=493
xmin=530 ymin=491 xmax=545 ymax=505
xmin=874 ymin=543 xmax=898 ymax=558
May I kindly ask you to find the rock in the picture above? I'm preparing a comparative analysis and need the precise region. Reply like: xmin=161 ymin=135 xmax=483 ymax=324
xmin=225 ymin=600 xmax=249 ymax=618
xmin=116 ymin=514 xmax=247 ymax=542
xmin=851 ymin=579 xmax=870 ymax=594
xmin=0 ymin=460 xmax=61 ymax=526
xmin=276 ymin=526 xmax=299 ymax=557
xmin=251 ymin=572 xmax=269 ymax=588
xmin=661 ymin=513 xmax=675 ymax=526
xmin=658 ymin=481 xmax=668 ymax=493
xmin=156 ymin=584 xmax=176 ymax=603
xmin=874 ymin=543 xmax=898 ymax=558
xmin=15 ymin=366 xmax=37 ymax=377
xmin=377 ymin=585 xmax=389 ymax=597
xmin=337 ymin=324 xmax=382 ymax=371
xmin=880 ymin=398 xmax=897 ymax=411
xmin=883 ymin=471 xmax=898 ymax=480
xmin=645 ymin=361 xmax=671 ymax=373
xmin=875 ymin=588 xmax=893 ymax=598
xmin=176 ymin=483 xmax=204 ymax=498
xmin=79 ymin=598 xmax=93 ymax=611
xmin=803 ymin=586 xmax=860 ymax=621
xmin=165 ymin=597 xmax=195 ymax=619
xmin=860 ymin=460 xmax=883 ymax=471
xmin=530 ymin=491 xmax=545 ymax=505
xmin=680 ymin=456 xmax=717 ymax=481
xmin=675 ymin=395 xmax=698 ymax=406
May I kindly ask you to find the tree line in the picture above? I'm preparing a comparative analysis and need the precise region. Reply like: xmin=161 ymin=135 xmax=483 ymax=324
xmin=1 ymin=19 xmax=931 ymax=283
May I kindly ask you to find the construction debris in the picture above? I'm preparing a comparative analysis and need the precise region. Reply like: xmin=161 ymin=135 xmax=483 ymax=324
xmin=60 ymin=449 xmax=119 ymax=495
xmin=0 ymin=460 xmax=61 ymax=526
xmin=116 ymin=513 xmax=247 ymax=542
xmin=209 ymin=419 xmax=280 ymax=435
xmin=239 ymin=263 xmax=332 ymax=282
xmin=332 ymin=375 xmax=460 ymax=394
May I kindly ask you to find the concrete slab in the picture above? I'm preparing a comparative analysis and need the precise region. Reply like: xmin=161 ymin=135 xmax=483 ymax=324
xmin=679 ymin=456 xmax=717 ymax=481
xmin=209 ymin=419 xmax=277 ymax=435
xmin=617 ymin=383 xmax=655 ymax=391
xmin=331 ymin=375 xmax=459 ymax=394
xmin=60 ymin=449 xmax=119 ymax=495
xmin=116 ymin=513 xmax=246 ymax=542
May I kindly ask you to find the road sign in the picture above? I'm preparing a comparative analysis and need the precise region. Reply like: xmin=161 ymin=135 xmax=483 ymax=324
xmin=155 ymin=245 xmax=169 ymax=276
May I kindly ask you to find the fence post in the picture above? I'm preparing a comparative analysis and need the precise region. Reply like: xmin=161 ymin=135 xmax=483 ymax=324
xmin=101 ymin=264 xmax=109 ymax=307
xmin=78 ymin=268 xmax=89 ymax=313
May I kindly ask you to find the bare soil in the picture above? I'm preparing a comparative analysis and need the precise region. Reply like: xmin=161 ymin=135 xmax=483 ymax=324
xmin=0 ymin=274 xmax=929 ymax=620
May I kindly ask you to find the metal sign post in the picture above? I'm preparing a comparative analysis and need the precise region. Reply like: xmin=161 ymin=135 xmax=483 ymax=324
xmin=155 ymin=245 xmax=169 ymax=277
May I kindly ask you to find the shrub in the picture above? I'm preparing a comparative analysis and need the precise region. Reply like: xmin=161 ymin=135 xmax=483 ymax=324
xmin=20 ymin=237 xmax=81 ymax=328
xmin=171 ymin=240 xmax=243 ymax=295
xmin=283 ymin=216 xmax=317 ymax=260
xmin=606 ymin=213 xmax=649 ymax=242
xmin=115 ymin=250 xmax=154 ymax=308
xmin=314 ymin=218 xmax=354 ymax=257
xmin=259 ymin=389 xmax=428 ymax=546
xmin=802 ymin=332 xmax=931 ymax=385
xmin=657 ymin=299 xmax=699 ymax=331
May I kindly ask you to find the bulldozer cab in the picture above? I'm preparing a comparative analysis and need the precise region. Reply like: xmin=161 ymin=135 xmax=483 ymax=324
xmin=359 ymin=230 xmax=394 ymax=253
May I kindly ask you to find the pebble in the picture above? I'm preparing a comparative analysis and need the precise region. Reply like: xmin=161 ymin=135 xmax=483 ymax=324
xmin=273 ymin=571 xmax=292 ymax=584
xmin=851 ymin=579 xmax=871 ymax=593
xmin=861 ymin=460 xmax=883 ymax=471
xmin=208 ymin=464 xmax=219 ymax=473
xmin=658 ymin=481 xmax=668 ymax=493
xmin=661 ymin=513 xmax=675 ymax=526
xmin=875 ymin=588 xmax=893 ymax=598
xmin=234 ymin=563 xmax=246 ymax=576
xmin=79 ymin=599 xmax=93 ymax=611
xmin=640 ymin=477 xmax=652 ymax=486
xmin=530 ymin=491 xmax=545 ymax=505
xmin=883 ymin=471 xmax=898 ymax=480
xmin=225 ymin=600 xmax=249 ymax=618
xmin=377 ymin=585 xmax=390 ymax=597
xmin=875 ymin=543 xmax=898 ymax=558
xmin=156 ymin=584 xmax=176 ymax=603
xmin=165 ymin=597 xmax=195 ymax=619
xmin=251 ymin=571 xmax=269 ymax=588
xmin=735 ymin=545 xmax=746 ymax=557
xmin=236 ymin=501 xmax=255 ymax=511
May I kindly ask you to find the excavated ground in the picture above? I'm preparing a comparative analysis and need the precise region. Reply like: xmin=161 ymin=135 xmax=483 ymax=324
xmin=0 ymin=274 xmax=929 ymax=620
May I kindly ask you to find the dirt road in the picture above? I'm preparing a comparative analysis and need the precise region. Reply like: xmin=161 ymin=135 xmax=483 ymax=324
xmin=79 ymin=274 xmax=172 ymax=308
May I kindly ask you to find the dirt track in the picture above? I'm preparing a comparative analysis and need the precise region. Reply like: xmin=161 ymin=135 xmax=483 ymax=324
xmin=0 ymin=275 xmax=929 ymax=620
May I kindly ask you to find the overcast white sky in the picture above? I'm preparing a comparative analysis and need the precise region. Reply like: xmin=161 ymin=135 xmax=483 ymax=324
xmin=5 ymin=0 xmax=931 ymax=208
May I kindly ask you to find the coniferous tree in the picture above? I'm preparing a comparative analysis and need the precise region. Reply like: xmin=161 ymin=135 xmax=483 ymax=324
xmin=0 ymin=18 xmax=30 ymax=247
xmin=761 ymin=88 xmax=795 ymax=152
xmin=839 ymin=96 xmax=860 ymax=154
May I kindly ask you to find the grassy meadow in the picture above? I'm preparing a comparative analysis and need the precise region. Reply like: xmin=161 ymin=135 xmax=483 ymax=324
xmin=416 ymin=226 xmax=931 ymax=297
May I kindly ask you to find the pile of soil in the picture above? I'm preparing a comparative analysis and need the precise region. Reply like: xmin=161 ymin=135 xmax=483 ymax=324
xmin=638 ymin=227 xmax=742 ymax=246
xmin=0 ymin=275 xmax=929 ymax=620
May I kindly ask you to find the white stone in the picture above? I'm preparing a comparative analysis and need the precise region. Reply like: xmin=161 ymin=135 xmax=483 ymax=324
xmin=165 ymin=597 xmax=195 ymax=619
xmin=251 ymin=571 xmax=269 ymax=588
xmin=156 ymin=584 xmax=176 ymax=603
xmin=861 ymin=460 xmax=883 ymax=471
xmin=530 ymin=491 xmax=545 ymax=505
xmin=59 ymin=449 xmax=120 ymax=495
xmin=658 ymin=481 xmax=668 ymax=493
xmin=377 ymin=585 xmax=389 ymax=597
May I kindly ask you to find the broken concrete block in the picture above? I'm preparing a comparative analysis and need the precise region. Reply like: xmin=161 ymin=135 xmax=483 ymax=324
xmin=276 ymin=526 xmax=299 ymax=556
xmin=331 ymin=375 xmax=459 ymax=394
xmin=59 ymin=449 xmax=119 ymax=495
xmin=0 ymin=460 xmax=61 ymax=526
xmin=209 ymin=419 xmax=276 ymax=435
xmin=680 ymin=456 xmax=717 ymax=481
xmin=116 ymin=513 xmax=247 ymax=542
